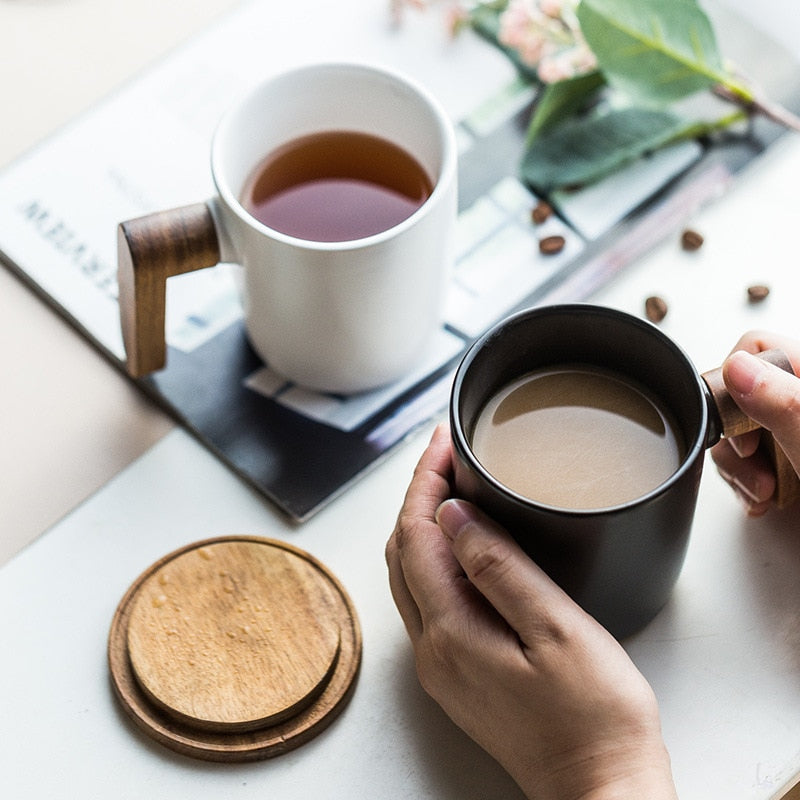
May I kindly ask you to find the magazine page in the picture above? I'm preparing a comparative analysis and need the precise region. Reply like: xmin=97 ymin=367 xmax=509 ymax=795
xmin=0 ymin=0 xmax=797 ymax=519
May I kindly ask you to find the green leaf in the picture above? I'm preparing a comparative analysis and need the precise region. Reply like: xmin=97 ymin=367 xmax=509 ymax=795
xmin=526 ymin=70 xmax=606 ymax=142
xmin=521 ymin=106 xmax=689 ymax=191
xmin=576 ymin=0 xmax=738 ymax=105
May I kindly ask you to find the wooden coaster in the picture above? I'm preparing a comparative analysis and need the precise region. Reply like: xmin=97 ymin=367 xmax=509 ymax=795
xmin=108 ymin=536 xmax=361 ymax=761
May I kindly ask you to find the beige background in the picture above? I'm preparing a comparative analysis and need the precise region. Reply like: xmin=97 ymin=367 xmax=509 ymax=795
xmin=0 ymin=0 xmax=240 ymax=561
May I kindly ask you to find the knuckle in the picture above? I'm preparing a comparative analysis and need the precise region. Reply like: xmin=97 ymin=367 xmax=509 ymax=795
xmin=784 ymin=383 xmax=800 ymax=417
xmin=415 ymin=615 xmax=462 ymax=695
xmin=768 ymin=378 xmax=800 ymax=445
xmin=384 ymin=531 xmax=397 ymax=565
xmin=392 ymin=507 xmax=426 ymax=553
xmin=462 ymin=535 xmax=516 ymax=587
xmin=528 ymin=609 xmax=580 ymax=650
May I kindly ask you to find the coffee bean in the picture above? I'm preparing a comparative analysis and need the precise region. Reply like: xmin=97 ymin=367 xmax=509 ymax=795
xmin=531 ymin=200 xmax=553 ymax=225
xmin=539 ymin=234 xmax=565 ymax=255
xmin=645 ymin=295 xmax=668 ymax=323
xmin=747 ymin=284 xmax=770 ymax=303
xmin=680 ymin=228 xmax=704 ymax=251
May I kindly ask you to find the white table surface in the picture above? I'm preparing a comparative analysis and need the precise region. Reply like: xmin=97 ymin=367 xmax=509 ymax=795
xmin=4 ymin=1 xmax=800 ymax=798
xmin=0 ymin=0 xmax=248 ymax=560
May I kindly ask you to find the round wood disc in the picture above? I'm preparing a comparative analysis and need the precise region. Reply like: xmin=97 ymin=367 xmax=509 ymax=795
xmin=126 ymin=539 xmax=342 ymax=732
xmin=108 ymin=536 xmax=361 ymax=762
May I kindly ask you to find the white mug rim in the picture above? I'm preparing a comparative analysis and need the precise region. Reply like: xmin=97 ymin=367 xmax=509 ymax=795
xmin=210 ymin=61 xmax=457 ymax=253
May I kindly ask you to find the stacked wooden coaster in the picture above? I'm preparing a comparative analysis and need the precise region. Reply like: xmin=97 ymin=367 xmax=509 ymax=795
xmin=108 ymin=536 xmax=361 ymax=761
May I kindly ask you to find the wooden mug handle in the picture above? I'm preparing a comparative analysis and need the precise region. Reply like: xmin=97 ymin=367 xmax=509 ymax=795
xmin=702 ymin=349 xmax=800 ymax=509
xmin=117 ymin=202 xmax=220 ymax=378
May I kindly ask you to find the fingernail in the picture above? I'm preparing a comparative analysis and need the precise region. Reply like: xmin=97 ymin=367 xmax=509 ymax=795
xmin=435 ymin=499 xmax=478 ymax=541
xmin=724 ymin=351 xmax=767 ymax=397
xmin=431 ymin=421 xmax=449 ymax=441
xmin=728 ymin=436 xmax=748 ymax=458
xmin=733 ymin=487 xmax=755 ymax=514
xmin=732 ymin=476 xmax=761 ymax=505
xmin=716 ymin=464 xmax=762 ymax=507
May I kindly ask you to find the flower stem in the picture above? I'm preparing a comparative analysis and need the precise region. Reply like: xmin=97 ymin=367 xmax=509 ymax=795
xmin=712 ymin=84 xmax=800 ymax=134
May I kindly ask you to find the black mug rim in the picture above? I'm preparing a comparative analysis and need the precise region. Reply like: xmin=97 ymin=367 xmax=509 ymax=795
xmin=450 ymin=303 xmax=710 ymax=517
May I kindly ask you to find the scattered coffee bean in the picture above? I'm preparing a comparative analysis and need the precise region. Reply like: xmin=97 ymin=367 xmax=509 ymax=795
xmin=531 ymin=200 xmax=553 ymax=225
xmin=680 ymin=228 xmax=704 ymax=251
xmin=747 ymin=284 xmax=770 ymax=303
xmin=539 ymin=234 xmax=565 ymax=255
xmin=645 ymin=295 xmax=668 ymax=323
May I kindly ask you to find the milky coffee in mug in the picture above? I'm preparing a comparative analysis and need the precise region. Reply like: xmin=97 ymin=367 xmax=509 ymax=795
xmin=470 ymin=364 xmax=685 ymax=510
xmin=450 ymin=304 xmax=710 ymax=639
xmin=452 ymin=305 xmax=800 ymax=638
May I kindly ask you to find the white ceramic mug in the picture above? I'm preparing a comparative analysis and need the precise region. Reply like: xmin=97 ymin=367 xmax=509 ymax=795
xmin=118 ymin=62 xmax=458 ymax=393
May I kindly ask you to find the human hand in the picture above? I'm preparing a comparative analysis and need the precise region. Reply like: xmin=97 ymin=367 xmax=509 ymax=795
xmin=710 ymin=331 xmax=800 ymax=516
xmin=386 ymin=423 xmax=677 ymax=800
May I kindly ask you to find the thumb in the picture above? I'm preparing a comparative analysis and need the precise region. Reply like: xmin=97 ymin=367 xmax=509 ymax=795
xmin=723 ymin=350 xmax=800 ymax=472
xmin=435 ymin=499 xmax=588 ymax=641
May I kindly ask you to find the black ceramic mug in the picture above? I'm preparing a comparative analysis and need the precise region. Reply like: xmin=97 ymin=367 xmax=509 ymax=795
xmin=450 ymin=304 xmax=798 ymax=639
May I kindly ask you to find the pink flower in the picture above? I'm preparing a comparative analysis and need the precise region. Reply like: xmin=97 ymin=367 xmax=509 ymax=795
xmin=444 ymin=2 xmax=471 ymax=37
xmin=537 ymin=46 xmax=589 ymax=82
xmin=539 ymin=0 xmax=564 ymax=18
xmin=389 ymin=0 xmax=597 ymax=81
xmin=390 ymin=0 xmax=429 ymax=25
xmin=497 ymin=0 xmax=596 ymax=81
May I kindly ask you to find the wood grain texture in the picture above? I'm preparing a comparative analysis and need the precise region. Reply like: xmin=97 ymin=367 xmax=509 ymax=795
xmin=126 ymin=540 xmax=341 ymax=732
xmin=702 ymin=349 xmax=800 ymax=509
xmin=780 ymin=778 xmax=800 ymax=800
xmin=108 ymin=536 xmax=361 ymax=761
xmin=117 ymin=202 xmax=220 ymax=378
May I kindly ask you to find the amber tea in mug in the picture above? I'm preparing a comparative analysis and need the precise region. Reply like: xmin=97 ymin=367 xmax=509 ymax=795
xmin=241 ymin=130 xmax=434 ymax=242
xmin=470 ymin=365 xmax=686 ymax=510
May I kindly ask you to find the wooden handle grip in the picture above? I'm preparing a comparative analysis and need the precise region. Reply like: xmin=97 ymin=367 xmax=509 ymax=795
xmin=118 ymin=202 xmax=220 ymax=377
xmin=702 ymin=349 xmax=800 ymax=509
